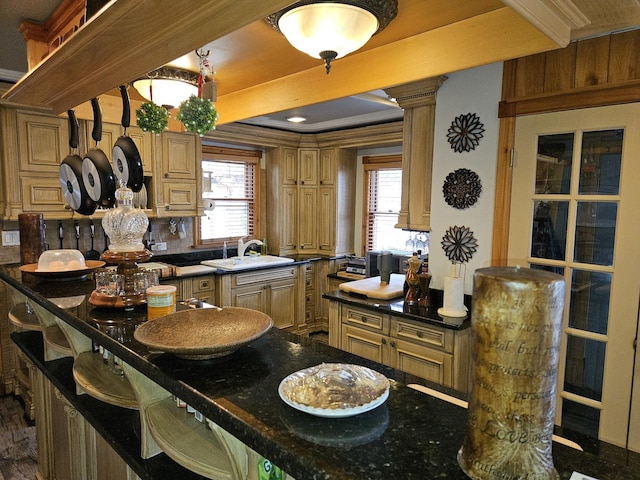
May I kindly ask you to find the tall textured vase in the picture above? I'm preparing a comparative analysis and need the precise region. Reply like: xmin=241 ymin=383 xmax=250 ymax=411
xmin=458 ymin=267 xmax=565 ymax=480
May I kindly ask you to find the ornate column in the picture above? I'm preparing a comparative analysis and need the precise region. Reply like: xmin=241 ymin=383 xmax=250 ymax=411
xmin=384 ymin=76 xmax=446 ymax=231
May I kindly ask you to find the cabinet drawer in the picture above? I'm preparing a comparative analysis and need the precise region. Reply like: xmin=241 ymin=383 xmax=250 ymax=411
xmin=342 ymin=325 xmax=388 ymax=365
xmin=305 ymin=291 xmax=314 ymax=308
xmin=192 ymin=276 xmax=214 ymax=294
xmin=305 ymin=273 xmax=315 ymax=290
xmin=343 ymin=306 xmax=388 ymax=334
xmin=392 ymin=319 xmax=454 ymax=353
xmin=392 ymin=338 xmax=453 ymax=387
xmin=233 ymin=267 xmax=297 ymax=287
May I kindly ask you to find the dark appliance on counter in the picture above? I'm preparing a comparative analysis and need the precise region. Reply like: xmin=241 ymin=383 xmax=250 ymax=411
xmin=345 ymin=256 xmax=366 ymax=275
xmin=365 ymin=251 xmax=412 ymax=278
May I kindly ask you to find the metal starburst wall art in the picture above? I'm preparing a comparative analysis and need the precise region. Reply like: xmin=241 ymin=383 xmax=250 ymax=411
xmin=446 ymin=113 xmax=485 ymax=153
xmin=441 ymin=225 xmax=478 ymax=263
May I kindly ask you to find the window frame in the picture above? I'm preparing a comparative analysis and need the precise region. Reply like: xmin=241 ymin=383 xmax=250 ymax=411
xmin=194 ymin=145 xmax=262 ymax=248
xmin=362 ymin=154 xmax=403 ymax=254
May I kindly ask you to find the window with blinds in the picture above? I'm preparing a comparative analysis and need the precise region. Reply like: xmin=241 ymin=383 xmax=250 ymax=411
xmin=197 ymin=146 xmax=261 ymax=246
xmin=364 ymin=155 xmax=406 ymax=251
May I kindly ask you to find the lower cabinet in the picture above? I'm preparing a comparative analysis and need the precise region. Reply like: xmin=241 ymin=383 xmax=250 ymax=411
xmin=34 ymin=369 xmax=138 ymax=480
xmin=333 ymin=304 xmax=470 ymax=393
xmin=216 ymin=265 xmax=305 ymax=332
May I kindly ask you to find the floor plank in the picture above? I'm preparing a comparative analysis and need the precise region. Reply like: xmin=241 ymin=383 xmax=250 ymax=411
xmin=0 ymin=395 xmax=37 ymax=480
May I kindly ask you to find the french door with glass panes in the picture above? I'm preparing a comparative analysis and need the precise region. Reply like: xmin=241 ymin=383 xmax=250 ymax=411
xmin=508 ymin=104 xmax=640 ymax=451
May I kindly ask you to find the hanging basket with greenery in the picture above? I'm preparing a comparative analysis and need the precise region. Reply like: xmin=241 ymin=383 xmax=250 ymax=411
xmin=177 ymin=95 xmax=218 ymax=136
xmin=135 ymin=102 xmax=170 ymax=135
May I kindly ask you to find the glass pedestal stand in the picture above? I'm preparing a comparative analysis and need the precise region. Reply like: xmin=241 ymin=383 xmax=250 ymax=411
xmin=89 ymin=249 xmax=153 ymax=309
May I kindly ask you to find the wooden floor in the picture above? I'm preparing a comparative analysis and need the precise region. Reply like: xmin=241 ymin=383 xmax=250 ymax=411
xmin=0 ymin=395 xmax=37 ymax=480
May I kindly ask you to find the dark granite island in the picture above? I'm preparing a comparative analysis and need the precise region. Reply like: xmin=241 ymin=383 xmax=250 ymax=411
xmin=1 ymin=264 xmax=637 ymax=480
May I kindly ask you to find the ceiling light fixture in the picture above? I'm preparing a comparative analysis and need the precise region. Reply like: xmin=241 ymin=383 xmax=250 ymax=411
xmin=132 ymin=66 xmax=199 ymax=109
xmin=287 ymin=116 xmax=307 ymax=123
xmin=266 ymin=0 xmax=398 ymax=74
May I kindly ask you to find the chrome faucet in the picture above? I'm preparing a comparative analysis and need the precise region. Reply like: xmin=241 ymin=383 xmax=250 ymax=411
xmin=237 ymin=236 xmax=263 ymax=257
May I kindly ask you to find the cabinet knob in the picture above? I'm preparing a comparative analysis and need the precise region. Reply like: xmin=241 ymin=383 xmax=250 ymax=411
xmin=163 ymin=173 xmax=169 ymax=178
xmin=165 ymin=204 xmax=171 ymax=210
xmin=320 ymin=180 xmax=323 ymax=185
xmin=300 ymin=180 xmax=304 ymax=185
xmin=381 ymin=338 xmax=387 ymax=345
xmin=416 ymin=331 xmax=424 ymax=338
xmin=390 ymin=340 xmax=397 ymax=348
xmin=361 ymin=316 xmax=367 ymax=323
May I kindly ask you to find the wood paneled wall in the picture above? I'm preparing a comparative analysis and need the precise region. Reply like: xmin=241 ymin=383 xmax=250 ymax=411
xmin=492 ymin=29 xmax=640 ymax=265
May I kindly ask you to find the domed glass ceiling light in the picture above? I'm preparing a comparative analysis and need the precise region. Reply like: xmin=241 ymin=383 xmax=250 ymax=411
xmin=132 ymin=66 xmax=199 ymax=109
xmin=266 ymin=0 xmax=398 ymax=74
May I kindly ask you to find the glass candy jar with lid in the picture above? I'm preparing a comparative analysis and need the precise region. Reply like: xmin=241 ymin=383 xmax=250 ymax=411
xmin=102 ymin=183 xmax=149 ymax=252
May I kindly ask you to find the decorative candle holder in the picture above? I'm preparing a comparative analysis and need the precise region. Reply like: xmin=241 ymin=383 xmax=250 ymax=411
xmin=89 ymin=183 xmax=153 ymax=309
xmin=457 ymin=267 xmax=565 ymax=480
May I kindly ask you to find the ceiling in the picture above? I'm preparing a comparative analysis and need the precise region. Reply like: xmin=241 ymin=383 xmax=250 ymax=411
xmin=1 ymin=0 xmax=639 ymax=133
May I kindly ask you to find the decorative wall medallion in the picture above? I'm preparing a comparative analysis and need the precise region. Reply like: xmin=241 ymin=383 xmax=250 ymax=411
xmin=446 ymin=113 xmax=485 ymax=153
xmin=441 ymin=225 xmax=478 ymax=263
xmin=442 ymin=168 xmax=482 ymax=209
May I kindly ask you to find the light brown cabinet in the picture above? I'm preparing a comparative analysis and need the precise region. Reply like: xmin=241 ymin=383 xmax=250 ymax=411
xmin=332 ymin=303 xmax=470 ymax=392
xmin=34 ymin=369 xmax=138 ymax=480
xmin=267 ymin=146 xmax=356 ymax=256
xmin=154 ymin=131 xmax=200 ymax=217
xmin=0 ymin=104 xmax=201 ymax=220
xmin=216 ymin=265 xmax=305 ymax=332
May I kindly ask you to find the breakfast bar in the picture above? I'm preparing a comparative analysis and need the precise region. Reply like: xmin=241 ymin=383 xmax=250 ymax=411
xmin=2 ymin=263 xmax=637 ymax=480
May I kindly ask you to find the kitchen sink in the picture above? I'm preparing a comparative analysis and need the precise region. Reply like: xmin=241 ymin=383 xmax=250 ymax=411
xmin=201 ymin=255 xmax=294 ymax=271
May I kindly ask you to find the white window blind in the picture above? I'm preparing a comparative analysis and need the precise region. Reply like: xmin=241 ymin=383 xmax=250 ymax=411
xmin=198 ymin=147 xmax=260 ymax=246
xmin=364 ymin=155 xmax=406 ymax=251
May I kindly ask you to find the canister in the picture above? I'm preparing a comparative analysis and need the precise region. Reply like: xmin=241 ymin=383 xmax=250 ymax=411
xmin=146 ymin=285 xmax=176 ymax=320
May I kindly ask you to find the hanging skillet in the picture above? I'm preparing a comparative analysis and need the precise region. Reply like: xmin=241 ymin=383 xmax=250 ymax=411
xmin=59 ymin=110 xmax=96 ymax=215
xmin=113 ymin=85 xmax=144 ymax=192
xmin=82 ymin=98 xmax=116 ymax=208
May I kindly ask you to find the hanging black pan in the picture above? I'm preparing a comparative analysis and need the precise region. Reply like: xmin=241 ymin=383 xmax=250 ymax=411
xmin=59 ymin=110 xmax=96 ymax=215
xmin=113 ymin=85 xmax=144 ymax=192
xmin=82 ymin=98 xmax=116 ymax=208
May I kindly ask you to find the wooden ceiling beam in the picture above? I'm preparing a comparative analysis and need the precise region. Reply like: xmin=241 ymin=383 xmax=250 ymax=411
xmin=2 ymin=0 xmax=295 ymax=114
xmin=215 ymin=7 xmax=561 ymax=125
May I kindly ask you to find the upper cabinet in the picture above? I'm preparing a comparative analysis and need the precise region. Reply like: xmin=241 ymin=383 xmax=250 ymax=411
xmin=1 ymin=109 xmax=72 ymax=219
xmin=267 ymin=145 xmax=356 ymax=256
xmin=0 ymin=103 xmax=201 ymax=220
xmin=154 ymin=131 xmax=201 ymax=217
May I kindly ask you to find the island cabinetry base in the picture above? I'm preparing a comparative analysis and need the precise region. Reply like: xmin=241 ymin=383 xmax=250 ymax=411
xmin=331 ymin=302 xmax=470 ymax=393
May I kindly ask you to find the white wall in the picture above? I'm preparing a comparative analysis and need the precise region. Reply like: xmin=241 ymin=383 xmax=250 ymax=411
xmin=355 ymin=62 xmax=503 ymax=293
xmin=431 ymin=62 xmax=503 ymax=293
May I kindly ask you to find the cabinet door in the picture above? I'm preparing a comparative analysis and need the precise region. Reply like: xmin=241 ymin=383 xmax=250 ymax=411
xmin=317 ymin=186 xmax=335 ymax=252
xmin=268 ymin=278 xmax=297 ymax=330
xmin=21 ymin=176 xmax=69 ymax=217
xmin=161 ymin=131 xmax=196 ymax=179
xmin=298 ymin=149 xmax=318 ymax=186
xmin=298 ymin=186 xmax=317 ymax=251
xmin=280 ymin=186 xmax=298 ymax=253
xmin=282 ymin=148 xmax=298 ymax=185
xmin=342 ymin=324 xmax=389 ymax=365
xmin=390 ymin=338 xmax=453 ymax=388
xmin=233 ymin=284 xmax=265 ymax=311
xmin=17 ymin=111 xmax=68 ymax=173
xmin=319 ymin=148 xmax=336 ymax=185
xmin=160 ymin=181 xmax=197 ymax=216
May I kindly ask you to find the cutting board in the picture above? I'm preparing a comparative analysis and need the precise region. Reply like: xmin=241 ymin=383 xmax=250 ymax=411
xmin=339 ymin=274 xmax=405 ymax=299
xmin=139 ymin=262 xmax=175 ymax=278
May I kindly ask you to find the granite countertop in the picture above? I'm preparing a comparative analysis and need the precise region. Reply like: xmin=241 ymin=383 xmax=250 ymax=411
xmin=3 ymin=264 xmax=638 ymax=480
xmin=323 ymin=288 xmax=472 ymax=331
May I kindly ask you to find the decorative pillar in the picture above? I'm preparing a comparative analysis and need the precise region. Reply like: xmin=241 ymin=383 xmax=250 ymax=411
xmin=384 ymin=76 xmax=446 ymax=231
xmin=458 ymin=267 xmax=565 ymax=480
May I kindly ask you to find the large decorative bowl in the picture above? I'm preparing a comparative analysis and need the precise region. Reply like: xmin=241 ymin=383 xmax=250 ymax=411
xmin=133 ymin=307 xmax=272 ymax=360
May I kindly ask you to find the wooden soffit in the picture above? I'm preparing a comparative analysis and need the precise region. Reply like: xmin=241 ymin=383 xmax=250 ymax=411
xmin=3 ymin=0 xmax=563 ymax=120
